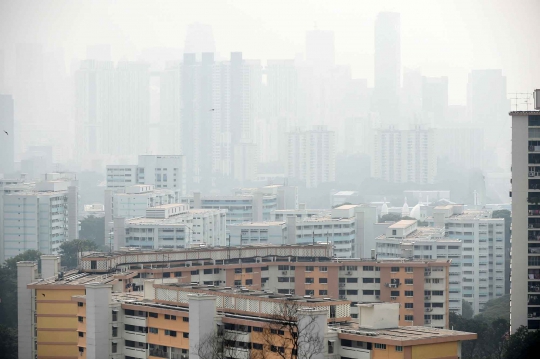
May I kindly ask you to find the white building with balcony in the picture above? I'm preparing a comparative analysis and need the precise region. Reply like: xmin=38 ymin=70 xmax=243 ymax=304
xmin=376 ymin=220 xmax=463 ymax=314
xmin=428 ymin=204 xmax=506 ymax=315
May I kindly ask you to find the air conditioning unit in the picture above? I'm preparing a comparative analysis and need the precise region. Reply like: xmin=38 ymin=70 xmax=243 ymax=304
xmin=375 ymin=295 xmax=380 ymax=299
xmin=425 ymin=308 xmax=433 ymax=312
xmin=424 ymin=295 xmax=431 ymax=300
xmin=282 ymin=271 xmax=288 ymax=275
xmin=390 ymin=296 xmax=397 ymax=300
xmin=339 ymin=283 xmax=345 ymax=287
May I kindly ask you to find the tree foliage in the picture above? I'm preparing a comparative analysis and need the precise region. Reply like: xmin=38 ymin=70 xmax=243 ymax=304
xmin=502 ymin=326 xmax=540 ymax=359
xmin=59 ymin=239 xmax=99 ymax=270
xmin=380 ymin=213 xmax=402 ymax=222
xmin=0 ymin=325 xmax=17 ymax=359
xmin=462 ymin=299 xmax=474 ymax=319
xmin=79 ymin=215 xmax=105 ymax=246
xmin=477 ymin=295 xmax=510 ymax=322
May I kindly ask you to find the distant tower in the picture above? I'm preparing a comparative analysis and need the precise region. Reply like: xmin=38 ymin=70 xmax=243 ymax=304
xmin=373 ymin=12 xmax=401 ymax=127
xmin=401 ymin=197 xmax=410 ymax=217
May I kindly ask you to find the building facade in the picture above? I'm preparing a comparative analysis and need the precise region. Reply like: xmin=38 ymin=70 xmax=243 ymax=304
xmin=286 ymin=126 xmax=336 ymax=188
xmin=510 ymin=110 xmax=540 ymax=331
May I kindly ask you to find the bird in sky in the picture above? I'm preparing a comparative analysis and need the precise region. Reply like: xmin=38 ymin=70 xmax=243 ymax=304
xmin=3 ymin=130 xmax=7 ymax=135
xmin=210 ymin=109 xmax=215 ymax=111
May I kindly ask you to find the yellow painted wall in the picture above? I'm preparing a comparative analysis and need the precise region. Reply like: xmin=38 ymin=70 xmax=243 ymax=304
xmin=37 ymin=330 xmax=78 ymax=343
xmin=411 ymin=342 xmax=458 ymax=359
xmin=37 ymin=316 xmax=77 ymax=328
xmin=37 ymin=302 xmax=78 ymax=315
xmin=37 ymin=343 xmax=79 ymax=357
xmin=372 ymin=346 xmax=405 ymax=359
xmin=36 ymin=288 xmax=84 ymax=301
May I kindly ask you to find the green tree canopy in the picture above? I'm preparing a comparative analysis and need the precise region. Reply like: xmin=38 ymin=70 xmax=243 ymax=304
xmin=380 ymin=213 xmax=402 ymax=222
xmin=79 ymin=215 xmax=105 ymax=246
xmin=502 ymin=326 xmax=540 ymax=359
xmin=59 ymin=239 xmax=100 ymax=270
xmin=462 ymin=299 xmax=474 ymax=319
xmin=0 ymin=325 xmax=17 ymax=359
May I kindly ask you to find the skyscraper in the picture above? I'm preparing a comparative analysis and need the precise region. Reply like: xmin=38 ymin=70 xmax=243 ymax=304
xmin=510 ymin=107 xmax=540 ymax=332
xmin=423 ymin=76 xmax=449 ymax=126
xmin=373 ymin=12 xmax=401 ymax=126
xmin=467 ymin=70 xmax=510 ymax=170
xmin=305 ymin=29 xmax=335 ymax=73
xmin=0 ymin=95 xmax=14 ymax=175
xmin=184 ymin=23 xmax=216 ymax=54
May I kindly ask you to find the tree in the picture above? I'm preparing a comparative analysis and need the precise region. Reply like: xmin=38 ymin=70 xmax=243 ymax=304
xmin=194 ymin=328 xmax=253 ymax=359
xmin=462 ymin=299 xmax=474 ymax=319
xmin=380 ymin=213 xmax=401 ymax=222
xmin=477 ymin=294 xmax=510 ymax=322
xmin=0 ymin=325 xmax=17 ymax=359
xmin=79 ymin=215 xmax=105 ymax=246
xmin=59 ymin=239 xmax=99 ymax=269
xmin=0 ymin=250 xmax=41 ymax=329
xmin=502 ymin=326 xmax=540 ymax=359
xmin=260 ymin=300 xmax=325 ymax=359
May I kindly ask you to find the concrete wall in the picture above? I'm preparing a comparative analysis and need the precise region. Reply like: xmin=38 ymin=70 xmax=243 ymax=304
xmin=17 ymin=262 xmax=37 ymax=359
xmin=189 ymin=295 xmax=217 ymax=359
xmin=86 ymin=283 xmax=112 ymax=359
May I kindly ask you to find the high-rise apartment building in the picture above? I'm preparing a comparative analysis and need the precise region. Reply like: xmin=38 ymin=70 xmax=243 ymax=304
xmin=373 ymin=12 xmax=401 ymax=126
xmin=0 ymin=175 xmax=78 ymax=262
xmin=306 ymin=29 xmax=335 ymax=74
xmin=106 ymin=155 xmax=186 ymax=193
xmin=428 ymin=205 xmax=506 ymax=315
xmin=114 ymin=203 xmax=227 ymax=249
xmin=375 ymin=220 xmax=463 ymax=315
xmin=286 ymin=126 xmax=336 ymax=188
xmin=104 ymin=184 xmax=184 ymax=246
xmin=422 ymin=76 xmax=448 ymax=125
xmin=75 ymin=60 xmax=150 ymax=162
xmin=510 ymin=107 xmax=540 ymax=332
xmin=372 ymin=126 xmax=436 ymax=184
xmin=0 ymin=94 xmax=14 ymax=175
xmin=467 ymin=69 xmax=510 ymax=170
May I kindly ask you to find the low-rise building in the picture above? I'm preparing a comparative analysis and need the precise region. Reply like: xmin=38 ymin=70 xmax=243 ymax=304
xmin=18 ymin=254 xmax=476 ymax=359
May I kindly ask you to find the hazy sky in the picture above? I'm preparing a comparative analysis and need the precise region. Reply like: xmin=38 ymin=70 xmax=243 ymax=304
xmin=1 ymin=0 xmax=539 ymax=105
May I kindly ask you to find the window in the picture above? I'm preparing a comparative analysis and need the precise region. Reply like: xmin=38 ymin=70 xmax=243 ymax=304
xmin=405 ymin=315 xmax=414 ymax=321
xmin=348 ymin=277 xmax=358 ymax=283
xmin=405 ymin=303 xmax=413 ymax=309
xmin=305 ymin=277 xmax=314 ymax=284
xmin=183 ymin=332 xmax=189 ymax=338
xmin=319 ymin=266 xmax=328 ymax=272
xmin=78 ymin=332 xmax=84 ymax=337
xmin=363 ymin=266 xmax=374 ymax=271
xmin=112 ymin=326 xmax=118 ymax=337
xmin=235 ymin=268 xmax=242 ymax=274
xmin=78 ymin=347 xmax=84 ymax=354
xmin=234 ymin=280 xmax=241 ymax=286
xmin=149 ymin=328 xmax=158 ymax=334
xmin=246 ymin=268 xmax=253 ymax=273
xmin=78 ymin=316 xmax=83 ymax=322
xmin=191 ymin=270 xmax=199 ymax=275
xmin=112 ymin=342 xmax=117 ymax=353
xmin=305 ymin=290 xmax=315 ymax=296
xmin=363 ymin=290 xmax=374 ymax=295
xmin=175 ymin=271 xmax=182 ymax=277
xmin=253 ymin=343 xmax=263 ymax=350
xmin=319 ymin=278 xmax=328 ymax=284
xmin=405 ymin=291 xmax=414 ymax=297
xmin=405 ymin=279 xmax=413 ymax=285
xmin=391 ymin=291 xmax=399 ymax=297
xmin=165 ymin=330 xmax=177 ymax=337
xmin=149 ymin=312 xmax=158 ymax=318
xmin=375 ymin=343 xmax=387 ymax=349
xmin=253 ymin=327 xmax=263 ymax=332
xmin=306 ymin=266 xmax=314 ymax=272
xmin=363 ymin=278 xmax=374 ymax=283
xmin=77 ymin=302 xmax=83 ymax=307
xmin=346 ymin=290 xmax=358 ymax=295
xmin=405 ymin=267 xmax=413 ymax=273
xmin=432 ymin=290 xmax=444 ymax=296
xmin=245 ymin=279 xmax=253 ymax=285
xmin=391 ymin=267 xmax=400 ymax=272
xmin=204 ymin=269 xmax=213 ymax=274
xmin=319 ymin=290 xmax=328 ymax=295
xmin=432 ymin=315 xmax=444 ymax=320
xmin=183 ymin=317 xmax=189 ymax=322
xmin=395 ymin=346 xmax=403 ymax=352
xmin=165 ymin=314 xmax=176 ymax=320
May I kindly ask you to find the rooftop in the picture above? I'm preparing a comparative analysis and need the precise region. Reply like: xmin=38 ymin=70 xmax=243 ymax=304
xmin=388 ymin=220 xmax=416 ymax=229
xmin=229 ymin=221 xmax=286 ymax=227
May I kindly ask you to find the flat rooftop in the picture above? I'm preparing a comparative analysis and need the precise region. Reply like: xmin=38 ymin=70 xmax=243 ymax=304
xmin=331 ymin=322 xmax=476 ymax=343
xmin=228 ymin=221 xmax=286 ymax=227
xmin=388 ymin=220 xmax=417 ymax=229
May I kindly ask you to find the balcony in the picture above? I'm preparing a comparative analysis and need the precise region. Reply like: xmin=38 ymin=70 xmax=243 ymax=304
xmin=124 ymin=346 xmax=147 ymax=359
xmin=124 ymin=315 xmax=147 ymax=327
xmin=124 ymin=330 xmax=147 ymax=342
xmin=339 ymin=346 xmax=371 ymax=359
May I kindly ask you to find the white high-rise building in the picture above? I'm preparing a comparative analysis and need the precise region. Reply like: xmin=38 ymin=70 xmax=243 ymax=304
xmin=427 ymin=205 xmax=506 ymax=315
xmin=372 ymin=125 xmax=436 ymax=184
xmin=233 ymin=142 xmax=258 ymax=183
xmin=113 ymin=203 xmax=226 ymax=249
xmin=75 ymin=60 xmax=150 ymax=163
xmin=104 ymin=184 xmax=183 ymax=246
xmin=510 ymin=106 xmax=540 ymax=332
xmin=106 ymin=155 xmax=186 ymax=193
xmin=375 ymin=219 xmax=463 ymax=315
xmin=286 ymin=126 xmax=336 ymax=188
xmin=0 ymin=175 xmax=79 ymax=262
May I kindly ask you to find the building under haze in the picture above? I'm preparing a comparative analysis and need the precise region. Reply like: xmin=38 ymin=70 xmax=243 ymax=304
xmin=372 ymin=126 xmax=436 ymax=184
xmin=75 ymin=60 xmax=150 ymax=164
xmin=510 ymin=107 xmax=540 ymax=332
xmin=0 ymin=94 xmax=14 ymax=175
xmin=286 ymin=126 xmax=336 ymax=188
xmin=373 ymin=12 xmax=401 ymax=127
xmin=0 ymin=174 xmax=78 ymax=262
